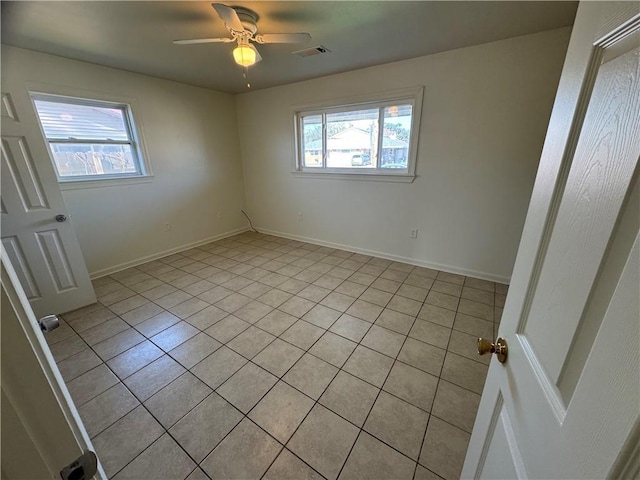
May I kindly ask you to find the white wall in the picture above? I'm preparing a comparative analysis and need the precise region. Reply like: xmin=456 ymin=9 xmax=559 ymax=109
xmin=236 ymin=28 xmax=571 ymax=282
xmin=2 ymin=46 xmax=247 ymax=276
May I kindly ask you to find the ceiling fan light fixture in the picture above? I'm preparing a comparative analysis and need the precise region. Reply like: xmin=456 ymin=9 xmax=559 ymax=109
xmin=176 ymin=4 xmax=310 ymax=70
xmin=233 ymin=44 xmax=256 ymax=66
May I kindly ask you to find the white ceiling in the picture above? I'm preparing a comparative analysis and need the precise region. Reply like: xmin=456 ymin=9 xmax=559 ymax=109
xmin=1 ymin=1 xmax=577 ymax=94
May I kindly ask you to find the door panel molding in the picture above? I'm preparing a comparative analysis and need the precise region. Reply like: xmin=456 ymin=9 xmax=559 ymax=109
xmin=608 ymin=418 xmax=640 ymax=480
xmin=563 ymin=233 xmax=639 ymax=477
xmin=479 ymin=404 xmax=525 ymax=480
xmin=1 ymin=92 xmax=19 ymax=122
xmin=36 ymin=229 xmax=78 ymax=291
xmin=2 ymin=136 xmax=50 ymax=211
xmin=514 ymin=35 xmax=604 ymax=336
xmin=474 ymin=391 xmax=504 ymax=478
xmin=499 ymin=405 xmax=526 ymax=479
xmin=518 ymin=334 xmax=566 ymax=423
xmin=596 ymin=4 xmax=640 ymax=44
xmin=524 ymin=31 xmax=640 ymax=380
xmin=557 ymin=167 xmax=639 ymax=403
xmin=504 ymin=12 xmax=609 ymax=428
xmin=2 ymin=235 xmax=41 ymax=299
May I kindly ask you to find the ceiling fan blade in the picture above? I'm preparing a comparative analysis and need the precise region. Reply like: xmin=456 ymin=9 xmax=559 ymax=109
xmin=173 ymin=37 xmax=235 ymax=45
xmin=249 ymin=44 xmax=263 ymax=63
xmin=211 ymin=3 xmax=244 ymax=32
xmin=254 ymin=33 xmax=311 ymax=44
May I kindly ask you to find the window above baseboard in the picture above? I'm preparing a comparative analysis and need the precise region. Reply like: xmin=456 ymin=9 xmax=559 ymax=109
xmin=31 ymin=92 xmax=150 ymax=183
xmin=293 ymin=87 xmax=423 ymax=180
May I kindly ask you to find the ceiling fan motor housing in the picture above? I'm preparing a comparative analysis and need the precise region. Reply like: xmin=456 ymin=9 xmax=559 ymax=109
xmin=233 ymin=7 xmax=259 ymax=36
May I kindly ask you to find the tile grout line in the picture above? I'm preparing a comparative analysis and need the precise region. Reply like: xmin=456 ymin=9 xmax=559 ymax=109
xmin=255 ymin=281 xmax=391 ymax=480
xmin=186 ymin=235 xmax=481 ymax=475
xmin=78 ymin=254 xmax=483 ymax=416
xmin=412 ymin=278 xmax=462 ymax=480
xmin=62 ymin=306 xmax=211 ymax=478
xmin=86 ymin=250 xmax=489 ymax=375
xmin=333 ymin=293 xmax=419 ymax=480
xmin=65 ymin=232 xmax=497 ymax=479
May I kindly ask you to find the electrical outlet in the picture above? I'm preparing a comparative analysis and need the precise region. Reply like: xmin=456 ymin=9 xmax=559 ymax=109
xmin=217 ymin=211 xmax=223 ymax=219
xmin=164 ymin=223 xmax=172 ymax=232
xmin=297 ymin=212 xmax=303 ymax=221
xmin=409 ymin=228 xmax=418 ymax=238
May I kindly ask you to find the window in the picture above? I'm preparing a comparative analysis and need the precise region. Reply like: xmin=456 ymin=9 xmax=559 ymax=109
xmin=31 ymin=93 xmax=148 ymax=182
xmin=295 ymin=88 xmax=422 ymax=180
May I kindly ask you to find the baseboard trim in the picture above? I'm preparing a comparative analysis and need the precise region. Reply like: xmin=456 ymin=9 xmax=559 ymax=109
xmin=90 ymin=225 xmax=511 ymax=284
xmin=89 ymin=227 xmax=250 ymax=279
xmin=257 ymin=227 xmax=511 ymax=284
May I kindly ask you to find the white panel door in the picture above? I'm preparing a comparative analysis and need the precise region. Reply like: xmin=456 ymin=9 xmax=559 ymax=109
xmin=463 ymin=3 xmax=640 ymax=479
xmin=2 ymin=249 xmax=105 ymax=479
xmin=1 ymin=83 xmax=95 ymax=317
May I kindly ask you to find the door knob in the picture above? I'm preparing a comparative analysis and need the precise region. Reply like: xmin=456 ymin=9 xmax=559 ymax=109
xmin=477 ymin=337 xmax=508 ymax=363
xmin=55 ymin=214 xmax=67 ymax=222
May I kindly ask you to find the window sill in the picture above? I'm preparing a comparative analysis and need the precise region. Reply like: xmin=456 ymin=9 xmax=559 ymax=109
xmin=58 ymin=175 xmax=154 ymax=191
xmin=291 ymin=171 xmax=416 ymax=183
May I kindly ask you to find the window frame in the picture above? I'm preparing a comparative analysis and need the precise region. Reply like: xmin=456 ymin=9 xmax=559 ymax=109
xmin=293 ymin=87 xmax=423 ymax=182
xmin=30 ymin=92 xmax=150 ymax=184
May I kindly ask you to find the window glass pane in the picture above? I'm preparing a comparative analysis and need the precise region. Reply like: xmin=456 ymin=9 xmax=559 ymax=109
xmin=296 ymin=93 xmax=420 ymax=177
xmin=49 ymin=143 xmax=137 ymax=177
xmin=33 ymin=99 xmax=130 ymax=141
xmin=381 ymin=104 xmax=412 ymax=170
xmin=326 ymin=108 xmax=378 ymax=169
xmin=301 ymin=114 xmax=323 ymax=168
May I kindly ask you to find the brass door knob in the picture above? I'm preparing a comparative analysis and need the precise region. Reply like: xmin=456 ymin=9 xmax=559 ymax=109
xmin=477 ymin=337 xmax=508 ymax=363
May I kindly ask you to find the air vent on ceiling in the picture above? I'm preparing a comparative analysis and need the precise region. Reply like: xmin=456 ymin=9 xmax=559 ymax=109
xmin=292 ymin=45 xmax=331 ymax=57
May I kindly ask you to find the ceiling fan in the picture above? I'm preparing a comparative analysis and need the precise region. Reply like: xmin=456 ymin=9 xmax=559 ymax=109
xmin=174 ymin=3 xmax=312 ymax=68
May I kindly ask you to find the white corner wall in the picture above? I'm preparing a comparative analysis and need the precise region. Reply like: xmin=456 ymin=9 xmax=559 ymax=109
xmin=2 ymin=46 xmax=247 ymax=277
xmin=236 ymin=28 xmax=572 ymax=283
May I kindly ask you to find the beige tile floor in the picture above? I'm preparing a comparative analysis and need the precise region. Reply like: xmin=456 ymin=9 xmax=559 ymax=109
xmin=47 ymin=232 xmax=507 ymax=480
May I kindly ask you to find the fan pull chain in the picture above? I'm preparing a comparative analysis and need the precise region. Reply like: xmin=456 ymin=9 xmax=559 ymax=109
xmin=242 ymin=66 xmax=251 ymax=88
